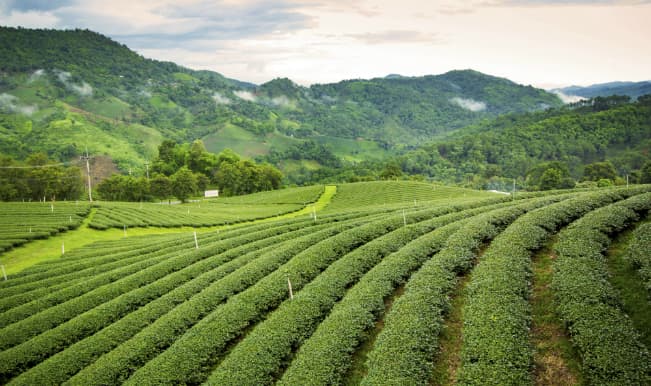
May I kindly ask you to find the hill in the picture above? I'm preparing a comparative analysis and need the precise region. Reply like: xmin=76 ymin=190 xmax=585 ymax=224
xmin=390 ymin=95 xmax=651 ymax=187
xmin=0 ymin=27 xmax=562 ymax=174
xmin=555 ymin=81 xmax=651 ymax=100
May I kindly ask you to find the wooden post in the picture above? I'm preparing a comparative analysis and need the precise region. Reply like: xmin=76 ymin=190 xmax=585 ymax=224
xmin=287 ymin=276 xmax=294 ymax=300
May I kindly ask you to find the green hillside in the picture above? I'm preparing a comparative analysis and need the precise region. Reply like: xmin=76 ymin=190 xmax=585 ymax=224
xmin=0 ymin=27 xmax=562 ymax=175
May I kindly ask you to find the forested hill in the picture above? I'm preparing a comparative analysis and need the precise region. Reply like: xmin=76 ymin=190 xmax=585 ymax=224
xmin=256 ymin=70 xmax=562 ymax=142
xmin=0 ymin=26 xmax=562 ymax=171
xmin=393 ymin=95 xmax=651 ymax=186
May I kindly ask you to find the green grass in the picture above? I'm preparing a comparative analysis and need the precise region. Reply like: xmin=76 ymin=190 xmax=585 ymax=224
xmin=325 ymin=181 xmax=498 ymax=213
xmin=343 ymin=284 xmax=406 ymax=385
xmin=313 ymin=136 xmax=392 ymax=162
xmin=202 ymin=124 xmax=302 ymax=159
xmin=172 ymin=72 xmax=197 ymax=82
xmin=531 ymin=239 xmax=583 ymax=385
xmin=80 ymin=96 xmax=133 ymax=120
xmin=606 ymin=218 xmax=651 ymax=349
xmin=429 ymin=272 xmax=472 ymax=385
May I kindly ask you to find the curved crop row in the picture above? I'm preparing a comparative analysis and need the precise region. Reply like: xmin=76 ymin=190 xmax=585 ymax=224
xmin=276 ymin=201 xmax=515 ymax=386
xmin=206 ymin=202 xmax=505 ymax=385
xmin=89 ymin=201 xmax=302 ymax=229
xmin=626 ymin=222 xmax=651 ymax=294
xmin=0 ymin=217 xmax=327 ymax=308
xmin=123 ymin=205 xmax=469 ymax=385
xmin=552 ymin=192 xmax=651 ymax=385
xmin=63 ymin=212 xmax=386 ymax=386
xmin=0 ymin=215 xmax=361 ymax=382
xmin=0 ymin=202 xmax=90 ymax=253
xmin=360 ymin=195 xmax=566 ymax=386
xmin=8 ymin=221 xmax=342 ymax=385
xmin=0 ymin=239 xmax=197 ymax=316
xmin=456 ymin=187 xmax=649 ymax=385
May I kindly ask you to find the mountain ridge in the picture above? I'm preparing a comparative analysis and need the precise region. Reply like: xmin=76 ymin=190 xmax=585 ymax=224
xmin=1 ymin=26 xmax=561 ymax=177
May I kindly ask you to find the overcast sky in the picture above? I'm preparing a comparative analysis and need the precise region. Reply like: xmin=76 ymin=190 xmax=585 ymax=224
xmin=1 ymin=0 xmax=649 ymax=87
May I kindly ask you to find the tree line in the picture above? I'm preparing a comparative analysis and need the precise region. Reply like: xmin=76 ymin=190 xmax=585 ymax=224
xmin=96 ymin=140 xmax=283 ymax=202
xmin=0 ymin=153 xmax=83 ymax=201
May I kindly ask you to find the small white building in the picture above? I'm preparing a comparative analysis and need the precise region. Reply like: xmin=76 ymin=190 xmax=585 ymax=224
xmin=204 ymin=189 xmax=219 ymax=198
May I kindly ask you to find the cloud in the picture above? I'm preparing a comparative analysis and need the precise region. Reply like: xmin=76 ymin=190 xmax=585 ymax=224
xmin=451 ymin=97 xmax=487 ymax=111
xmin=234 ymin=90 xmax=257 ymax=101
xmin=0 ymin=93 xmax=38 ymax=115
xmin=55 ymin=70 xmax=93 ymax=96
xmin=212 ymin=92 xmax=231 ymax=105
xmin=270 ymin=95 xmax=293 ymax=107
xmin=1 ymin=0 xmax=75 ymax=12
xmin=27 ymin=69 xmax=46 ymax=83
xmin=346 ymin=30 xmax=442 ymax=45
xmin=0 ymin=9 xmax=59 ymax=27
xmin=552 ymin=90 xmax=586 ymax=103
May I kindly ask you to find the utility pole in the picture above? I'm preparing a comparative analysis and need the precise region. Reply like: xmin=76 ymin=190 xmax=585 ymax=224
xmin=144 ymin=160 xmax=150 ymax=180
xmin=80 ymin=148 xmax=93 ymax=202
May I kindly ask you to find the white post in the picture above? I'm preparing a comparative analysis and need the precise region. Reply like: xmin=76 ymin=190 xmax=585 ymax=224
xmin=123 ymin=225 xmax=127 ymax=237
xmin=194 ymin=231 xmax=199 ymax=249
xmin=61 ymin=241 xmax=65 ymax=255
xmin=626 ymin=174 xmax=629 ymax=189
xmin=313 ymin=206 xmax=317 ymax=222
xmin=403 ymin=210 xmax=407 ymax=226
xmin=1 ymin=265 xmax=6 ymax=281
xmin=50 ymin=203 xmax=54 ymax=213
xmin=287 ymin=276 xmax=294 ymax=300
xmin=69 ymin=215 xmax=72 ymax=223
xmin=29 ymin=227 xmax=32 ymax=233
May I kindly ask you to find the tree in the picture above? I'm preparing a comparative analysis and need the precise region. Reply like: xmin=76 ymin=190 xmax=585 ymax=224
xmin=526 ymin=161 xmax=575 ymax=190
xmin=150 ymin=174 xmax=172 ymax=202
xmin=641 ymin=161 xmax=651 ymax=183
xmin=171 ymin=167 xmax=197 ymax=202
xmin=380 ymin=162 xmax=402 ymax=180
xmin=583 ymin=161 xmax=617 ymax=181
xmin=539 ymin=168 xmax=562 ymax=190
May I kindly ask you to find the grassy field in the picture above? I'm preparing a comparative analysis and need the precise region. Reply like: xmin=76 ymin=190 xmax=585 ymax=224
xmin=1 ymin=183 xmax=650 ymax=385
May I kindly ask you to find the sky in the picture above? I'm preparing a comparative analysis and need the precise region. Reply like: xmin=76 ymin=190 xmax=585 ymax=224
xmin=1 ymin=0 xmax=650 ymax=88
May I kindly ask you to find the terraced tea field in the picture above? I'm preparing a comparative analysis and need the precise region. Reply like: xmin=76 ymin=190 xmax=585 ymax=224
xmin=0 ymin=181 xmax=650 ymax=385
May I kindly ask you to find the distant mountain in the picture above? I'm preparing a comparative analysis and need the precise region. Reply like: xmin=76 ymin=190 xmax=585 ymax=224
xmin=554 ymin=81 xmax=651 ymax=100
xmin=0 ymin=26 xmax=562 ymax=175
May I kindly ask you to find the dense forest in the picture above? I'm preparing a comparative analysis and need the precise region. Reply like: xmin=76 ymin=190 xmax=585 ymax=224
xmin=275 ymin=95 xmax=651 ymax=189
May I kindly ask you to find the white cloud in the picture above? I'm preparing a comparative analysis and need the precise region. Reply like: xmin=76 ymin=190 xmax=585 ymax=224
xmin=212 ymin=92 xmax=231 ymax=105
xmin=0 ymin=9 xmax=59 ymax=28
xmin=27 ymin=69 xmax=46 ymax=83
xmin=55 ymin=70 xmax=94 ymax=96
xmin=552 ymin=90 xmax=586 ymax=104
xmin=0 ymin=93 xmax=38 ymax=115
xmin=270 ymin=95 xmax=292 ymax=107
xmin=451 ymin=97 xmax=486 ymax=111
xmin=234 ymin=90 xmax=257 ymax=101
